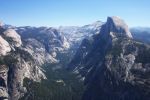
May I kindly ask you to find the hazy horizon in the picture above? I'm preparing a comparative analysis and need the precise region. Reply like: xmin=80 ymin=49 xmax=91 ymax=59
xmin=0 ymin=0 xmax=150 ymax=27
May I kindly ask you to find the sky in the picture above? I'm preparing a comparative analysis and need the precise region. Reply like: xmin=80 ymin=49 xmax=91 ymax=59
xmin=0 ymin=0 xmax=149 ymax=27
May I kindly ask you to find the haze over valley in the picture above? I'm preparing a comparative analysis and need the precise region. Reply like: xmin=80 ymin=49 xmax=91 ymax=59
xmin=0 ymin=0 xmax=150 ymax=100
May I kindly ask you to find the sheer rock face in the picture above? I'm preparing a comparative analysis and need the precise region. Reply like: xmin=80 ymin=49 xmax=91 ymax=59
xmin=16 ymin=27 xmax=71 ymax=64
xmin=0 ymin=36 xmax=11 ymax=56
xmin=3 ymin=29 xmax=22 ymax=47
xmin=69 ymin=17 xmax=150 ymax=100
xmin=106 ymin=16 xmax=132 ymax=38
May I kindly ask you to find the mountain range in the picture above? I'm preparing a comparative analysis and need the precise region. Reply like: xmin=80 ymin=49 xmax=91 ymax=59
xmin=0 ymin=17 xmax=150 ymax=100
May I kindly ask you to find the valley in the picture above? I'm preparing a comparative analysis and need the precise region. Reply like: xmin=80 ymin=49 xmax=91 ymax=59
xmin=0 ymin=16 xmax=150 ymax=100
xmin=20 ymin=63 xmax=84 ymax=100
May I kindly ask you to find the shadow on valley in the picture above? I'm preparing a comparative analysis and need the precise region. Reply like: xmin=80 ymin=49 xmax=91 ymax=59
xmin=20 ymin=63 xmax=84 ymax=100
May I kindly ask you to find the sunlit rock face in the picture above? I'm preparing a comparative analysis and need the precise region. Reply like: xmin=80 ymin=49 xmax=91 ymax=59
xmin=23 ymin=38 xmax=58 ymax=65
xmin=8 ymin=56 xmax=46 ymax=100
xmin=0 ymin=36 xmax=11 ymax=56
xmin=3 ymin=29 xmax=22 ymax=47
xmin=106 ymin=16 xmax=132 ymax=38
xmin=0 ymin=26 xmax=47 ymax=99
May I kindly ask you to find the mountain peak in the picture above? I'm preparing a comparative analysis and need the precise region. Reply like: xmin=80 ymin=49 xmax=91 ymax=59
xmin=106 ymin=16 xmax=132 ymax=38
xmin=107 ymin=16 xmax=124 ymax=26
xmin=91 ymin=20 xmax=103 ymax=26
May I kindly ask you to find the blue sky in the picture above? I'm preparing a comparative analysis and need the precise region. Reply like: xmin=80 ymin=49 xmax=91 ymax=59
xmin=0 ymin=0 xmax=149 ymax=27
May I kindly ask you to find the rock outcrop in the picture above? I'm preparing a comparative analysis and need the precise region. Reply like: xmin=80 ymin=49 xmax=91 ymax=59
xmin=8 ymin=54 xmax=46 ymax=100
xmin=69 ymin=16 xmax=150 ymax=100
xmin=0 ymin=65 xmax=8 ymax=100
xmin=106 ymin=16 xmax=132 ymax=38
xmin=0 ymin=27 xmax=47 ymax=99
xmin=0 ymin=36 xmax=11 ymax=56
xmin=3 ymin=29 xmax=22 ymax=47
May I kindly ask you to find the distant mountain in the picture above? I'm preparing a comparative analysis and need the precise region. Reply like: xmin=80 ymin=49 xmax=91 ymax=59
xmin=68 ymin=16 xmax=150 ymax=100
xmin=131 ymin=27 xmax=150 ymax=44
xmin=131 ymin=27 xmax=150 ymax=32
xmin=58 ymin=21 xmax=103 ymax=45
